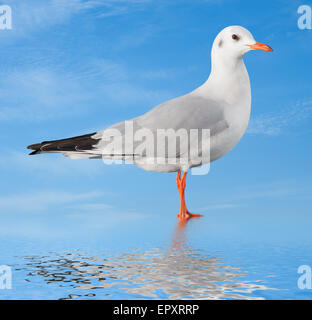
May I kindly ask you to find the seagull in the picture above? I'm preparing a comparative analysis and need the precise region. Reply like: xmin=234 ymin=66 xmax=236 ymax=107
xmin=27 ymin=26 xmax=273 ymax=221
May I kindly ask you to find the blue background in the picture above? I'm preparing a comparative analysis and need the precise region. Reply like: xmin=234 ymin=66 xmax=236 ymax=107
xmin=0 ymin=0 xmax=311 ymax=299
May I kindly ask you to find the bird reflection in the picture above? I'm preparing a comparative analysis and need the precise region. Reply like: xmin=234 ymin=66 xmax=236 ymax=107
xmin=18 ymin=218 xmax=270 ymax=300
xmin=172 ymin=215 xmax=201 ymax=250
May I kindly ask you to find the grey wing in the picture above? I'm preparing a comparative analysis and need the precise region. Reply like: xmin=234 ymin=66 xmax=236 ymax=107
xmin=136 ymin=94 xmax=228 ymax=134
xmin=133 ymin=94 xmax=229 ymax=161
xmin=93 ymin=94 xmax=229 ymax=160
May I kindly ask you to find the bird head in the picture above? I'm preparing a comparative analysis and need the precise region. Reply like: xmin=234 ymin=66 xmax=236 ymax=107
xmin=213 ymin=26 xmax=273 ymax=60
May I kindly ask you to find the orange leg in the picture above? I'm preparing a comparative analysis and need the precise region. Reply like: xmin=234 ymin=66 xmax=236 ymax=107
xmin=176 ymin=171 xmax=203 ymax=220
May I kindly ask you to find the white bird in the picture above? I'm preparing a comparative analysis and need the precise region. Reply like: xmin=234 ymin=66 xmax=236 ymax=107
xmin=28 ymin=26 xmax=273 ymax=221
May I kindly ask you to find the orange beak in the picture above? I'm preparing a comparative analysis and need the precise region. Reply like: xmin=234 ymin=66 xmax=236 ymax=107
xmin=249 ymin=42 xmax=273 ymax=52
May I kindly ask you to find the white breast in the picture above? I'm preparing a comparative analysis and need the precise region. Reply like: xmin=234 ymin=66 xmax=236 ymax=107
xmin=196 ymin=58 xmax=252 ymax=163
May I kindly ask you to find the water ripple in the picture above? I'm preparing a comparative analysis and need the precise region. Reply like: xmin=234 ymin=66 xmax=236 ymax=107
xmin=18 ymin=241 xmax=270 ymax=299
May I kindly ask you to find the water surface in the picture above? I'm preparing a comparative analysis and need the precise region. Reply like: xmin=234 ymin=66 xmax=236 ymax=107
xmin=0 ymin=208 xmax=311 ymax=300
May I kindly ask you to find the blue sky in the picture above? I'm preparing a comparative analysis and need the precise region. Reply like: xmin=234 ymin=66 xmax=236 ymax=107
xmin=0 ymin=0 xmax=311 ymax=240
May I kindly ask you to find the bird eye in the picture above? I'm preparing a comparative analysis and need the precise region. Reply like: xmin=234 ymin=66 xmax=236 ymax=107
xmin=232 ymin=34 xmax=240 ymax=41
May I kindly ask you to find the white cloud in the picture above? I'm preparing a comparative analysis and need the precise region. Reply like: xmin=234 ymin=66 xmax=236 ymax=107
xmin=10 ymin=0 xmax=85 ymax=33
xmin=140 ymin=69 xmax=176 ymax=80
xmin=247 ymin=100 xmax=312 ymax=136
xmin=196 ymin=203 xmax=239 ymax=212
xmin=0 ymin=68 xmax=90 ymax=121
xmin=197 ymin=182 xmax=300 ymax=213
xmin=68 ymin=203 xmax=112 ymax=211
xmin=0 ymin=188 xmax=146 ymax=218
xmin=0 ymin=151 xmax=104 ymax=176
xmin=0 ymin=190 xmax=105 ymax=213
xmin=237 ymin=186 xmax=296 ymax=200
xmin=0 ymin=59 xmax=173 ymax=122
xmin=97 ymin=0 xmax=152 ymax=18
xmin=8 ymin=0 xmax=153 ymax=34
xmin=98 ymin=82 xmax=172 ymax=106
xmin=9 ymin=0 xmax=218 ymax=35
xmin=0 ymin=188 xmax=147 ymax=238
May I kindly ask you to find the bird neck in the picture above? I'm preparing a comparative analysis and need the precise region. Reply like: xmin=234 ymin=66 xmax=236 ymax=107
xmin=197 ymin=54 xmax=251 ymax=106
xmin=211 ymin=50 xmax=244 ymax=75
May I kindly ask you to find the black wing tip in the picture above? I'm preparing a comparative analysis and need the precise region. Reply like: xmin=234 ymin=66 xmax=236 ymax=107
xmin=27 ymin=143 xmax=41 ymax=155
xmin=26 ymin=132 xmax=99 ymax=155
xmin=29 ymin=150 xmax=39 ymax=155
xmin=27 ymin=143 xmax=40 ymax=150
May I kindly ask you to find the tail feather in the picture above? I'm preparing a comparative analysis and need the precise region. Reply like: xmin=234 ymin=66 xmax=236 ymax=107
xmin=27 ymin=132 xmax=100 ymax=155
